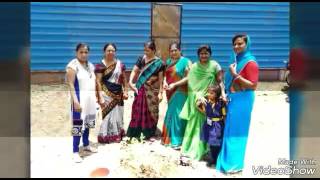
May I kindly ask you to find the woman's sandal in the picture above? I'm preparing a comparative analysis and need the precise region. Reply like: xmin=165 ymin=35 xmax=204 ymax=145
xmin=172 ymin=146 xmax=181 ymax=151
xmin=227 ymin=169 xmax=243 ymax=175
xmin=180 ymin=155 xmax=191 ymax=166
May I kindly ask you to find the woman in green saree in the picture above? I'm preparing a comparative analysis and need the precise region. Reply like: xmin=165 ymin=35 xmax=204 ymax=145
xmin=179 ymin=45 xmax=225 ymax=162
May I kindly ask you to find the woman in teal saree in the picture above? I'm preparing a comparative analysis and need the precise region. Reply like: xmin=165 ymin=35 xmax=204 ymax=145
xmin=161 ymin=42 xmax=192 ymax=150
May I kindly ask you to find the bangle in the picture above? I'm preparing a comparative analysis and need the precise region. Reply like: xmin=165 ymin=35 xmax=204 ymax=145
xmin=234 ymin=74 xmax=241 ymax=80
xmin=233 ymin=73 xmax=239 ymax=78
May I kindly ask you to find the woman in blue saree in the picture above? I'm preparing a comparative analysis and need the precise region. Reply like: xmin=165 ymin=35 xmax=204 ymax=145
xmin=216 ymin=34 xmax=259 ymax=173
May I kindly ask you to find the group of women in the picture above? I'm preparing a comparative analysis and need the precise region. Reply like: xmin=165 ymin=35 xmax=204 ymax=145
xmin=65 ymin=34 xmax=259 ymax=174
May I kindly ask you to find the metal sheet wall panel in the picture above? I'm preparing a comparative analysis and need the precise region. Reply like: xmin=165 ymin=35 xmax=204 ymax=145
xmin=181 ymin=2 xmax=289 ymax=69
xmin=31 ymin=2 xmax=151 ymax=70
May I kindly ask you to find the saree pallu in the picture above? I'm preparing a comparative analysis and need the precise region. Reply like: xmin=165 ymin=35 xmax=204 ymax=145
xmin=216 ymin=90 xmax=255 ymax=173
xmin=127 ymin=59 xmax=163 ymax=139
xmin=97 ymin=61 xmax=125 ymax=143
xmin=162 ymin=57 xmax=189 ymax=147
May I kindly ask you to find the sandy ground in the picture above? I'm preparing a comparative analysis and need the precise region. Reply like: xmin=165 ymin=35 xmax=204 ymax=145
xmin=31 ymin=82 xmax=289 ymax=178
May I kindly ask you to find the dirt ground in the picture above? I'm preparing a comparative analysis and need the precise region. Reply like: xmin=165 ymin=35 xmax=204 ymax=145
xmin=31 ymin=82 xmax=290 ymax=178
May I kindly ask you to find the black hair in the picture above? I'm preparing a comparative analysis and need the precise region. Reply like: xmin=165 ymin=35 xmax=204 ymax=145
xmin=197 ymin=44 xmax=212 ymax=56
xmin=144 ymin=40 xmax=156 ymax=52
xmin=232 ymin=34 xmax=248 ymax=45
xmin=103 ymin=43 xmax=117 ymax=52
xmin=169 ymin=42 xmax=181 ymax=51
xmin=76 ymin=43 xmax=90 ymax=52
xmin=207 ymin=83 xmax=221 ymax=102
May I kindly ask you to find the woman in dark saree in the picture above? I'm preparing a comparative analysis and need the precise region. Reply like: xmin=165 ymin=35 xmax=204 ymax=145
xmin=127 ymin=41 xmax=165 ymax=141
xmin=95 ymin=43 xmax=128 ymax=144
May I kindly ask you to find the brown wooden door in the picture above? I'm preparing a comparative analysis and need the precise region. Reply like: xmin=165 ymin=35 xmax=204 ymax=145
xmin=151 ymin=3 xmax=182 ymax=61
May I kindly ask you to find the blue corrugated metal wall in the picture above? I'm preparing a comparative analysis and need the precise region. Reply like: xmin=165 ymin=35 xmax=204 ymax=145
xmin=31 ymin=2 xmax=151 ymax=70
xmin=181 ymin=2 xmax=289 ymax=69
xmin=31 ymin=2 xmax=289 ymax=70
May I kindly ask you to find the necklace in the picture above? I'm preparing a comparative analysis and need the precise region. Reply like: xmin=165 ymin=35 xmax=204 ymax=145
xmin=144 ymin=55 xmax=156 ymax=64
xmin=172 ymin=56 xmax=182 ymax=64
xmin=78 ymin=59 xmax=92 ymax=78
xmin=104 ymin=58 xmax=116 ymax=68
